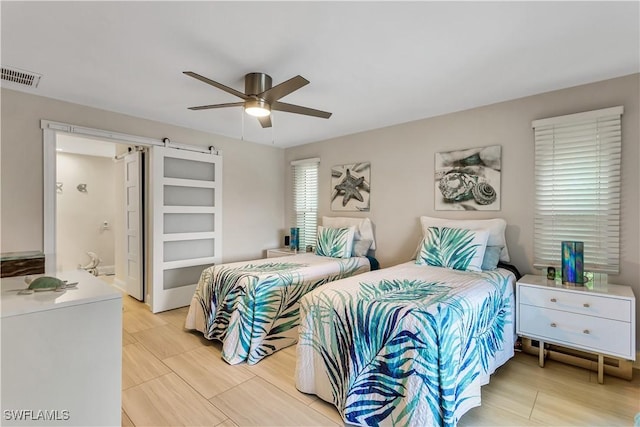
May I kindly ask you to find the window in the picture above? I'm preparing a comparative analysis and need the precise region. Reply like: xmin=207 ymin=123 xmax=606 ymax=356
xmin=532 ymin=106 xmax=622 ymax=274
xmin=291 ymin=158 xmax=319 ymax=249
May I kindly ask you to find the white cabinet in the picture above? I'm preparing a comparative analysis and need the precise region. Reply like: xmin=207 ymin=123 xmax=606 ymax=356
xmin=1 ymin=270 xmax=122 ymax=426
xmin=266 ymin=248 xmax=297 ymax=258
xmin=516 ymin=274 xmax=635 ymax=383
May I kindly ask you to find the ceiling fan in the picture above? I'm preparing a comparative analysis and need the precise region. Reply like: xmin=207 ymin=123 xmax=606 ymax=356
xmin=183 ymin=71 xmax=332 ymax=128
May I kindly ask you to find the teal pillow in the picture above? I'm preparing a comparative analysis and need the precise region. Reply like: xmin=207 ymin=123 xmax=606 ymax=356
xmin=482 ymin=245 xmax=503 ymax=271
xmin=315 ymin=226 xmax=356 ymax=258
xmin=416 ymin=227 xmax=489 ymax=272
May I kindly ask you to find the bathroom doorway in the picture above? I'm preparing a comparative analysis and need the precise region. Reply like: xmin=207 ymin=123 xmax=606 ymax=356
xmin=43 ymin=120 xmax=223 ymax=312
xmin=55 ymin=133 xmax=144 ymax=300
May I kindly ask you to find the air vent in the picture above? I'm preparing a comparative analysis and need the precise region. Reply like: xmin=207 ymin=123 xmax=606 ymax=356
xmin=1 ymin=66 xmax=42 ymax=87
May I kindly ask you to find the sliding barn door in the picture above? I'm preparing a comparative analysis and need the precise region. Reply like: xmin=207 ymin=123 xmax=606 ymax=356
xmin=124 ymin=150 xmax=144 ymax=300
xmin=149 ymin=146 xmax=222 ymax=313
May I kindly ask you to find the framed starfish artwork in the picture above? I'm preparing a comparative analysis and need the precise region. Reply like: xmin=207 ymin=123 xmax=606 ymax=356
xmin=331 ymin=162 xmax=371 ymax=211
xmin=435 ymin=145 xmax=501 ymax=211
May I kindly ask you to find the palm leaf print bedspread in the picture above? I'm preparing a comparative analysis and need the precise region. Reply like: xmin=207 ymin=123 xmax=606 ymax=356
xmin=185 ymin=253 xmax=371 ymax=365
xmin=296 ymin=262 xmax=516 ymax=427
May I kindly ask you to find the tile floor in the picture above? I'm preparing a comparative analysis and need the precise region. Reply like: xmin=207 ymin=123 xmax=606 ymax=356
xmin=117 ymin=288 xmax=639 ymax=426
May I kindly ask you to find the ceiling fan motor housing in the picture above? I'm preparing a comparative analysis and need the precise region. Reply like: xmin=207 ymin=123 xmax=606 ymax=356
xmin=245 ymin=73 xmax=272 ymax=96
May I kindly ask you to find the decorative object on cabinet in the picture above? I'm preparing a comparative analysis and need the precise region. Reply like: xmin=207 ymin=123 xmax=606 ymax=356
xmin=546 ymin=266 xmax=556 ymax=280
xmin=330 ymin=162 xmax=370 ymax=211
xmin=435 ymin=145 xmax=501 ymax=211
xmin=0 ymin=251 xmax=45 ymax=278
xmin=16 ymin=276 xmax=78 ymax=294
xmin=561 ymin=241 xmax=584 ymax=285
xmin=516 ymin=274 xmax=635 ymax=383
xmin=290 ymin=227 xmax=300 ymax=251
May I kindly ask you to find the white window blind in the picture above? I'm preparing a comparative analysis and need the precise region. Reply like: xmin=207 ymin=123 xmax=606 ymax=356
xmin=532 ymin=106 xmax=623 ymax=274
xmin=291 ymin=158 xmax=319 ymax=249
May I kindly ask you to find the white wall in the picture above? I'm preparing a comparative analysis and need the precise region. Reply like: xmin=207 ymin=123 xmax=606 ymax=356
xmin=1 ymin=88 xmax=286 ymax=264
xmin=285 ymin=73 xmax=640 ymax=349
xmin=56 ymin=152 xmax=116 ymax=272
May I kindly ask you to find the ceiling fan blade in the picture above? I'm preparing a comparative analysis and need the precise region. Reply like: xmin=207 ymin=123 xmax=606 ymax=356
xmin=257 ymin=115 xmax=272 ymax=128
xmin=260 ymin=75 xmax=309 ymax=103
xmin=183 ymin=71 xmax=249 ymax=100
xmin=188 ymin=102 xmax=244 ymax=111
xmin=272 ymin=101 xmax=332 ymax=119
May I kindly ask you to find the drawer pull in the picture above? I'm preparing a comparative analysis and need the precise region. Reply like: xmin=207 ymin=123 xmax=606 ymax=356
xmin=550 ymin=298 xmax=557 ymax=303
xmin=583 ymin=303 xmax=590 ymax=308
xmin=583 ymin=329 xmax=590 ymax=334
xmin=550 ymin=322 xmax=557 ymax=328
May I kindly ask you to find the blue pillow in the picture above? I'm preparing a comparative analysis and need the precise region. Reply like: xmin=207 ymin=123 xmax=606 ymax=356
xmin=482 ymin=245 xmax=503 ymax=271
xmin=315 ymin=226 xmax=355 ymax=258
xmin=416 ymin=227 xmax=489 ymax=272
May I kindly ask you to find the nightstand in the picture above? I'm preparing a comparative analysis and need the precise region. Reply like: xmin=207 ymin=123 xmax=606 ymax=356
xmin=516 ymin=274 xmax=635 ymax=383
xmin=266 ymin=248 xmax=296 ymax=258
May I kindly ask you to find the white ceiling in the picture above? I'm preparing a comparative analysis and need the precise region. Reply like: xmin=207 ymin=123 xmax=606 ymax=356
xmin=2 ymin=2 xmax=638 ymax=148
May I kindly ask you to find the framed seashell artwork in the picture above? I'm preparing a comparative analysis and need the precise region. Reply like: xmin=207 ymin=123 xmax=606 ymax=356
xmin=434 ymin=145 xmax=501 ymax=211
xmin=331 ymin=162 xmax=371 ymax=211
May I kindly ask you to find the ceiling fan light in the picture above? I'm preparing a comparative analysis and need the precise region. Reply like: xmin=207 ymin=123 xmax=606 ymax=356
xmin=245 ymin=99 xmax=271 ymax=117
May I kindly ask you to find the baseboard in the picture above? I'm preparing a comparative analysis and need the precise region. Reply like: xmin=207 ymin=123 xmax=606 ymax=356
xmin=634 ymin=351 xmax=640 ymax=370
xmin=111 ymin=278 xmax=127 ymax=293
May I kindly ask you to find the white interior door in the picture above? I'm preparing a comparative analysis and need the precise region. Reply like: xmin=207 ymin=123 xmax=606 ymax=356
xmin=124 ymin=150 xmax=143 ymax=300
xmin=149 ymin=146 xmax=222 ymax=313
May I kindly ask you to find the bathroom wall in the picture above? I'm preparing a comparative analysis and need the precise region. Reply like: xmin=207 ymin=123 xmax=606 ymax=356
xmin=56 ymin=152 xmax=117 ymax=272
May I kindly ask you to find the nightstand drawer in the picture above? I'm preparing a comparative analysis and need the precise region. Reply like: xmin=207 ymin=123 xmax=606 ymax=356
xmin=519 ymin=305 xmax=632 ymax=359
xmin=519 ymin=286 xmax=631 ymax=322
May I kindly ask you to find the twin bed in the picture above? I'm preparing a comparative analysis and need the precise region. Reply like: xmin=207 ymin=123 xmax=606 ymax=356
xmin=185 ymin=252 xmax=374 ymax=365
xmin=185 ymin=216 xmax=378 ymax=365
xmin=186 ymin=216 xmax=518 ymax=426
xmin=296 ymin=263 xmax=516 ymax=426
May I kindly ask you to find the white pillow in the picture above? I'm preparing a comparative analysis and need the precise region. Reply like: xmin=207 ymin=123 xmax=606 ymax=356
xmin=322 ymin=216 xmax=376 ymax=250
xmin=419 ymin=216 xmax=509 ymax=262
xmin=352 ymin=239 xmax=373 ymax=257
xmin=416 ymin=227 xmax=489 ymax=272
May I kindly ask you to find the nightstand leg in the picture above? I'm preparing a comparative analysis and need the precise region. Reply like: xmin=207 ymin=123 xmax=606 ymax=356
xmin=538 ymin=340 xmax=545 ymax=367
xmin=597 ymin=354 xmax=604 ymax=384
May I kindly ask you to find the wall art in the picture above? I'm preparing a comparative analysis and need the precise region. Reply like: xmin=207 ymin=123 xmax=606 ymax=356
xmin=331 ymin=162 xmax=370 ymax=211
xmin=435 ymin=145 xmax=501 ymax=211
